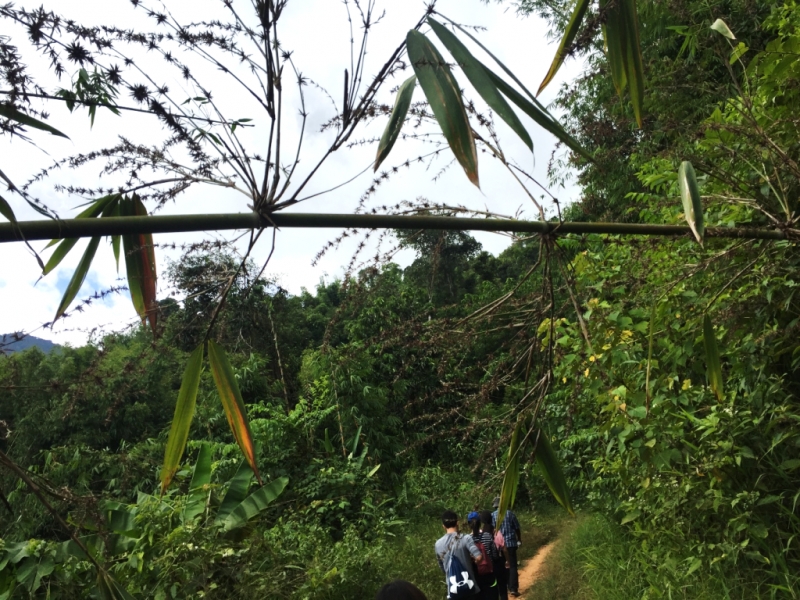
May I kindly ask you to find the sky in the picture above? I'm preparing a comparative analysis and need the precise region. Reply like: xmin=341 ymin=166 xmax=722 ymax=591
xmin=0 ymin=0 xmax=584 ymax=346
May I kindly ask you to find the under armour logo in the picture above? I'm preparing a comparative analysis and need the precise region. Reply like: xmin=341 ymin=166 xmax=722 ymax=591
xmin=449 ymin=573 xmax=475 ymax=594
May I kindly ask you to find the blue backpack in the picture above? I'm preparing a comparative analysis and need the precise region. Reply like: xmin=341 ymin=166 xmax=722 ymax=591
xmin=442 ymin=535 xmax=477 ymax=598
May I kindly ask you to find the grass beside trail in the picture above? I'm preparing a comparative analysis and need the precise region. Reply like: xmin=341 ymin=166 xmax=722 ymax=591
xmin=526 ymin=510 xmax=777 ymax=600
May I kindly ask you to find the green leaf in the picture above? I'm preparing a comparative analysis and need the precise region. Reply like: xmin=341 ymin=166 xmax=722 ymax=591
xmin=214 ymin=460 xmax=254 ymax=526
xmin=497 ymin=412 xmax=531 ymax=529
xmin=42 ymin=194 xmax=120 ymax=271
xmin=621 ymin=510 xmax=641 ymax=525
xmin=486 ymin=69 xmax=592 ymax=161
xmin=0 ymin=195 xmax=17 ymax=225
xmin=678 ymin=161 xmax=704 ymax=246
xmin=0 ymin=103 xmax=69 ymax=138
xmin=536 ymin=430 xmax=575 ymax=516
xmin=120 ymin=195 xmax=158 ymax=332
xmin=710 ymin=18 xmax=736 ymax=40
xmin=703 ymin=314 xmax=724 ymax=401
xmin=602 ymin=0 xmax=646 ymax=127
xmin=374 ymin=75 xmax=416 ymax=172
xmin=208 ymin=340 xmax=262 ymax=485
xmin=184 ymin=444 xmax=212 ymax=521
xmin=160 ymin=344 xmax=204 ymax=494
xmin=222 ymin=477 xmax=289 ymax=532
xmin=427 ymin=18 xmax=532 ymax=151
xmin=406 ymin=29 xmax=479 ymax=187
xmin=538 ymin=0 xmax=591 ymax=94
xmin=53 ymin=236 xmax=101 ymax=321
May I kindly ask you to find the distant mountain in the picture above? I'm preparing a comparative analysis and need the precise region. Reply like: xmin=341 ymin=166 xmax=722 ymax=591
xmin=0 ymin=334 xmax=60 ymax=354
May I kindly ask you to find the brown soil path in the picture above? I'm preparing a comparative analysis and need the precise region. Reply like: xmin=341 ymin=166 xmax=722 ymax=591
xmin=517 ymin=541 xmax=557 ymax=598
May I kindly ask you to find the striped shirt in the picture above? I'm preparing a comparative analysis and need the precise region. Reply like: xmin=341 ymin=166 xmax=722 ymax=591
xmin=472 ymin=531 xmax=500 ymax=560
xmin=492 ymin=509 xmax=521 ymax=548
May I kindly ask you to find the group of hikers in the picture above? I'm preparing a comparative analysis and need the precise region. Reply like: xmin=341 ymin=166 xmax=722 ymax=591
xmin=375 ymin=497 xmax=522 ymax=600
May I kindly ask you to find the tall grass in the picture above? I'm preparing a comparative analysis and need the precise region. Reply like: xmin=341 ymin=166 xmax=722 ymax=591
xmin=528 ymin=514 xmax=793 ymax=600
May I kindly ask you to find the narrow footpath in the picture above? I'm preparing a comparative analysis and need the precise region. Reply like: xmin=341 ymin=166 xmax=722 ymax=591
xmin=517 ymin=541 xmax=557 ymax=598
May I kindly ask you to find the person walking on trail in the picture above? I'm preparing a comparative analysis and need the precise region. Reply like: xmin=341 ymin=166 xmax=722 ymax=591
xmin=491 ymin=497 xmax=522 ymax=597
xmin=435 ymin=510 xmax=484 ymax=598
xmin=468 ymin=511 xmax=499 ymax=600
xmin=481 ymin=510 xmax=509 ymax=600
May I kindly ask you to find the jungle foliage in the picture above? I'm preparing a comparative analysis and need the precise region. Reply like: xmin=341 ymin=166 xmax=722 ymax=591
xmin=1 ymin=0 xmax=800 ymax=598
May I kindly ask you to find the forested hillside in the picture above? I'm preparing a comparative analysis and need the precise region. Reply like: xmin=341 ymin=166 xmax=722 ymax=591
xmin=1 ymin=0 xmax=799 ymax=598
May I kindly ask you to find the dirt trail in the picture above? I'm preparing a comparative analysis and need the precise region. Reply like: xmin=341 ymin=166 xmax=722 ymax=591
xmin=517 ymin=541 xmax=557 ymax=598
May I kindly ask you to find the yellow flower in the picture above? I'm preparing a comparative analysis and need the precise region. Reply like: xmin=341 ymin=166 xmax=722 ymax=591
xmin=619 ymin=403 xmax=627 ymax=411
xmin=682 ymin=379 xmax=692 ymax=390
xmin=613 ymin=395 xmax=620 ymax=401
xmin=589 ymin=355 xmax=596 ymax=362
xmin=584 ymin=368 xmax=590 ymax=377
xmin=562 ymin=377 xmax=567 ymax=384
xmin=675 ymin=313 xmax=681 ymax=319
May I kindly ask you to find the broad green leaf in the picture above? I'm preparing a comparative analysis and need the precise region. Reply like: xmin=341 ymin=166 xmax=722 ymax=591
xmin=121 ymin=195 xmax=158 ymax=333
xmin=43 ymin=194 xmax=120 ymax=271
xmin=497 ymin=412 xmax=531 ymax=529
xmin=428 ymin=18 xmax=532 ymax=151
xmin=486 ymin=69 xmax=592 ymax=161
xmin=710 ymin=18 xmax=736 ymax=40
xmin=374 ymin=75 xmax=416 ymax=172
xmin=703 ymin=315 xmax=724 ymax=401
xmin=678 ymin=161 xmax=704 ymax=246
xmin=208 ymin=340 xmax=262 ymax=485
xmin=538 ymin=0 xmax=591 ymax=94
xmin=222 ymin=477 xmax=289 ymax=532
xmin=406 ymin=29 xmax=479 ymax=187
xmin=54 ymin=236 xmax=101 ymax=321
xmin=160 ymin=344 xmax=204 ymax=494
xmin=536 ymin=430 xmax=575 ymax=516
xmin=184 ymin=444 xmax=212 ymax=521
xmin=214 ymin=460 xmax=254 ymax=526
xmin=0 ymin=103 xmax=69 ymax=138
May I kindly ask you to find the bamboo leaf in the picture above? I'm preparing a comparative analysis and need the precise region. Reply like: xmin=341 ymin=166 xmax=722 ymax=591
xmin=222 ymin=477 xmax=289 ymax=532
xmin=602 ymin=0 xmax=645 ymax=127
xmin=710 ymin=18 xmax=736 ymax=40
xmin=53 ymin=236 xmax=100 ymax=321
xmin=43 ymin=194 xmax=121 ymax=272
xmin=538 ymin=0 xmax=591 ymax=94
xmin=406 ymin=29 xmax=480 ymax=187
xmin=0 ymin=194 xmax=17 ymax=225
xmin=497 ymin=412 xmax=531 ymax=529
xmin=703 ymin=314 xmax=724 ymax=401
xmin=160 ymin=344 xmax=204 ymax=494
xmin=0 ymin=103 xmax=69 ymax=138
xmin=214 ymin=460 xmax=254 ymax=526
xmin=207 ymin=340 xmax=262 ymax=485
xmin=535 ymin=430 xmax=575 ymax=516
xmin=428 ymin=18 xmax=532 ymax=151
xmin=678 ymin=161 xmax=704 ymax=246
xmin=183 ymin=444 xmax=212 ymax=521
xmin=121 ymin=194 xmax=158 ymax=333
xmin=486 ymin=69 xmax=592 ymax=161
xmin=374 ymin=75 xmax=416 ymax=172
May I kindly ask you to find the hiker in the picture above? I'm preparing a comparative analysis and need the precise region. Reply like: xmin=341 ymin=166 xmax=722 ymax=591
xmin=468 ymin=511 xmax=499 ymax=600
xmin=481 ymin=510 xmax=509 ymax=600
xmin=491 ymin=497 xmax=522 ymax=597
xmin=435 ymin=509 xmax=483 ymax=598
xmin=375 ymin=580 xmax=429 ymax=600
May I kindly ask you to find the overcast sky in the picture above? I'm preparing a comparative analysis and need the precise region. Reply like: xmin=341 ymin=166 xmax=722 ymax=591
xmin=0 ymin=0 xmax=583 ymax=346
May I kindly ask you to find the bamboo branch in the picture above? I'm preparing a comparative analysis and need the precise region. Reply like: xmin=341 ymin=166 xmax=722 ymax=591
xmin=0 ymin=212 xmax=793 ymax=243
